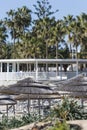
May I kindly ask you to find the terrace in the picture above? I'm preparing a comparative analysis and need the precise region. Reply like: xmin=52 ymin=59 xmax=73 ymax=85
xmin=0 ymin=59 xmax=87 ymax=83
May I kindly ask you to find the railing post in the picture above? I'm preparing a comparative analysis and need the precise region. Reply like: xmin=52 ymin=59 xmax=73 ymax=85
xmin=0 ymin=63 xmax=2 ymax=80
xmin=17 ymin=63 xmax=19 ymax=72
xmin=60 ymin=64 xmax=63 ymax=80
xmin=36 ymin=61 xmax=38 ymax=81
xmin=13 ymin=63 xmax=16 ymax=72
xmin=0 ymin=63 xmax=2 ymax=72
xmin=7 ymin=63 xmax=9 ymax=81
xmin=76 ymin=59 xmax=78 ymax=76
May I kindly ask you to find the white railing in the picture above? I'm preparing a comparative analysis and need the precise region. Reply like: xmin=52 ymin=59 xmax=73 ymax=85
xmin=0 ymin=71 xmax=83 ymax=81
xmin=0 ymin=72 xmax=36 ymax=81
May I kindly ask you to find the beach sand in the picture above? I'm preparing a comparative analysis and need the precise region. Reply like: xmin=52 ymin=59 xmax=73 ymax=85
xmin=10 ymin=120 xmax=87 ymax=130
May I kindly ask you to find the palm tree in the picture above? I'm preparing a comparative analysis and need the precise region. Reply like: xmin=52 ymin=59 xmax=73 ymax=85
xmin=15 ymin=6 xmax=32 ymax=38
xmin=70 ymin=17 xmax=85 ymax=58
xmin=5 ymin=7 xmax=31 ymax=44
xmin=63 ymin=15 xmax=85 ymax=58
xmin=77 ymin=13 xmax=87 ymax=55
xmin=11 ymin=32 xmax=31 ymax=58
xmin=0 ymin=20 xmax=8 ymax=59
xmin=63 ymin=15 xmax=75 ymax=54
xmin=53 ymin=19 xmax=65 ymax=59
xmin=5 ymin=9 xmax=16 ymax=45
xmin=5 ymin=7 xmax=32 ymax=59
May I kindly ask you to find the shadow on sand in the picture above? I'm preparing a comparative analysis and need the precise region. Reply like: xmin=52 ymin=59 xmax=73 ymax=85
xmin=69 ymin=124 xmax=82 ymax=130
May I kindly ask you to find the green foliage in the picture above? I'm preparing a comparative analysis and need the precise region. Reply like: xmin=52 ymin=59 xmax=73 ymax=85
xmin=48 ymin=121 xmax=70 ymax=130
xmin=52 ymin=97 xmax=85 ymax=120
xmin=21 ymin=113 xmax=36 ymax=125
xmin=0 ymin=113 xmax=40 ymax=129
xmin=0 ymin=122 xmax=6 ymax=130
xmin=58 ymin=42 xmax=70 ymax=59
xmin=1 ymin=115 xmax=8 ymax=128
xmin=7 ymin=117 xmax=22 ymax=128
xmin=0 ymin=1 xmax=87 ymax=59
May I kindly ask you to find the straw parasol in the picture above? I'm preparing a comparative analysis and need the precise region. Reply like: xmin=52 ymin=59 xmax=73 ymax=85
xmin=0 ymin=77 xmax=56 ymax=113
xmin=0 ymin=78 xmax=54 ymax=95
xmin=14 ymin=93 xmax=61 ymax=116
xmin=0 ymin=95 xmax=16 ymax=118
xmin=0 ymin=95 xmax=16 ymax=105
xmin=15 ymin=93 xmax=61 ymax=100
xmin=67 ymin=92 xmax=87 ymax=98
xmin=55 ymin=74 xmax=87 ymax=93
xmin=39 ymin=73 xmax=87 ymax=106
xmin=53 ymin=74 xmax=87 ymax=108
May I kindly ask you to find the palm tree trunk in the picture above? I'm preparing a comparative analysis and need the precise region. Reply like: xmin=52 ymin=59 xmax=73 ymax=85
xmin=56 ymin=42 xmax=59 ymax=76
xmin=46 ymin=42 xmax=48 ymax=72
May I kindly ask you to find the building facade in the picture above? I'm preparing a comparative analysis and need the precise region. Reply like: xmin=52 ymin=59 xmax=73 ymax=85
xmin=0 ymin=59 xmax=87 ymax=81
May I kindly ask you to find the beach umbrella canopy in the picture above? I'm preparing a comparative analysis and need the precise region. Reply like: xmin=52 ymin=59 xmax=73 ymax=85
xmin=17 ymin=77 xmax=38 ymax=83
xmin=0 ymin=77 xmax=58 ymax=116
xmin=0 ymin=95 xmax=16 ymax=105
xmin=0 ymin=95 xmax=16 ymax=118
xmin=0 ymin=77 xmax=55 ymax=95
xmin=0 ymin=83 xmax=54 ymax=95
xmin=0 ymin=77 xmax=57 ymax=114
xmin=67 ymin=92 xmax=87 ymax=98
xmin=55 ymin=74 xmax=87 ymax=93
xmin=15 ymin=93 xmax=61 ymax=100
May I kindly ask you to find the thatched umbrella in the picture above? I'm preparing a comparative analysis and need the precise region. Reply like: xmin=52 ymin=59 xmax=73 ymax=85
xmin=0 ymin=77 xmax=56 ymax=114
xmin=15 ymin=94 xmax=61 ymax=100
xmin=0 ymin=95 xmax=16 ymax=119
xmin=0 ymin=95 xmax=16 ymax=105
xmin=67 ymin=92 xmax=87 ymax=98
xmin=14 ymin=93 xmax=61 ymax=116
xmin=53 ymin=74 xmax=87 ymax=107
xmin=55 ymin=74 xmax=87 ymax=93
xmin=0 ymin=78 xmax=54 ymax=95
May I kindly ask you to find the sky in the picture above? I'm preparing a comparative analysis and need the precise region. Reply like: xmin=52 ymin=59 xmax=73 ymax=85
xmin=0 ymin=0 xmax=87 ymax=20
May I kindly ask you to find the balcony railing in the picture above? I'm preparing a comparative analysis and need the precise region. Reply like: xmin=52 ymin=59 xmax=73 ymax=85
xmin=0 ymin=71 xmax=83 ymax=81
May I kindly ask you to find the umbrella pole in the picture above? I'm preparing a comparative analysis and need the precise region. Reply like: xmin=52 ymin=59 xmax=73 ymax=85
xmin=48 ymin=99 xmax=51 ymax=108
xmin=38 ymin=98 xmax=40 ymax=119
xmin=48 ymin=99 xmax=51 ymax=117
xmin=13 ymin=105 xmax=15 ymax=117
xmin=6 ymin=105 xmax=8 ymax=120
xmin=28 ymin=94 xmax=30 ymax=114
xmin=40 ymin=99 xmax=43 ymax=118
xmin=81 ymin=98 xmax=84 ymax=108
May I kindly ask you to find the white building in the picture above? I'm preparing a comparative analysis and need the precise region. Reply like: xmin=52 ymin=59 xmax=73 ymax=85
xmin=0 ymin=58 xmax=87 ymax=82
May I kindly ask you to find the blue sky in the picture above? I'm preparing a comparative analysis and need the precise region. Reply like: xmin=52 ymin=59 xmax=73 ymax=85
xmin=0 ymin=0 xmax=87 ymax=20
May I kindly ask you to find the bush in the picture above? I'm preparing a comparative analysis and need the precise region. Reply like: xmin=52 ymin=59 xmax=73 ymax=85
xmin=0 ymin=122 xmax=6 ymax=130
xmin=52 ymin=97 xmax=85 ymax=120
xmin=48 ymin=121 xmax=70 ymax=130
xmin=0 ymin=113 xmax=40 ymax=129
xmin=21 ymin=113 xmax=39 ymax=125
xmin=8 ymin=117 xmax=22 ymax=128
